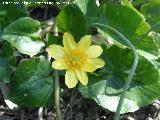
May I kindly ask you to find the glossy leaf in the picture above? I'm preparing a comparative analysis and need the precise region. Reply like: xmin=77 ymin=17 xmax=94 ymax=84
xmin=3 ymin=35 xmax=44 ymax=57
xmin=79 ymin=45 xmax=160 ymax=113
xmin=0 ymin=1 xmax=28 ymax=40
xmin=136 ymin=32 xmax=160 ymax=57
xmin=2 ymin=17 xmax=45 ymax=57
xmin=0 ymin=58 xmax=11 ymax=83
xmin=57 ymin=5 xmax=87 ymax=41
xmin=75 ymin=0 xmax=98 ymax=16
xmin=98 ymin=2 xmax=150 ymax=45
xmin=4 ymin=17 xmax=40 ymax=36
xmin=8 ymin=57 xmax=53 ymax=107
xmin=46 ymin=33 xmax=62 ymax=47
xmin=141 ymin=0 xmax=160 ymax=32
xmin=75 ymin=0 xmax=99 ymax=26
xmin=0 ymin=42 xmax=15 ymax=83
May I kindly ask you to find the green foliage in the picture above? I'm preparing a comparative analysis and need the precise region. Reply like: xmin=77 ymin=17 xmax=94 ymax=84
xmin=0 ymin=42 xmax=15 ymax=83
xmin=98 ymin=1 xmax=150 ymax=45
xmin=2 ymin=17 xmax=45 ymax=57
xmin=57 ymin=5 xmax=87 ymax=41
xmin=0 ymin=0 xmax=160 ymax=116
xmin=46 ymin=33 xmax=62 ymax=47
xmin=75 ymin=0 xmax=98 ymax=16
xmin=0 ymin=1 xmax=28 ymax=40
xmin=141 ymin=0 xmax=160 ymax=32
xmin=75 ymin=0 xmax=99 ymax=26
xmin=0 ymin=3 xmax=28 ymax=26
xmin=0 ymin=57 xmax=11 ymax=83
xmin=136 ymin=32 xmax=160 ymax=56
xmin=8 ymin=57 xmax=54 ymax=107
xmin=79 ymin=45 xmax=160 ymax=113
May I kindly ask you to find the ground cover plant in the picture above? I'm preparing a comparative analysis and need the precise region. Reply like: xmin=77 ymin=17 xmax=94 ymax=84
xmin=0 ymin=0 xmax=160 ymax=119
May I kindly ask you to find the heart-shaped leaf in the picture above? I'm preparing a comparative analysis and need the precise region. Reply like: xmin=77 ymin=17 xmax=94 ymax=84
xmin=2 ymin=17 xmax=45 ymax=57
xmin=8 ymin=57 xmax=54 ymax=107
xmin=79 ymin=45 xmax=160 ymax=113
xmin=98 ymin=1 xmax=150 ymax=45
xmin=57 ymin=5 xmax=87 ymax=41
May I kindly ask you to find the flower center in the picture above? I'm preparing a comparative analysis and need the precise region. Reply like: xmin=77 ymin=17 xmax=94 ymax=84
xmin=71 ymin=56 xmax=80 ymax=62
xmin=65 ymin=48 xmax=86 ymax=70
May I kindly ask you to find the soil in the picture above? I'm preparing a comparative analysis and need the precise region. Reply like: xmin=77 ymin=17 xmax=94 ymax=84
xmin=0 ymin=89 xmax=160 ymax=120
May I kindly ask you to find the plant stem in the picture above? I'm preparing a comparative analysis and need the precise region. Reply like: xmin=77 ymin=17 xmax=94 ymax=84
xmin=55 ymin=70 xmax=62 ymax=120
xmin=63 ymin=91 xmax=78 ymax=118
xmin=38 ymin=107 xmax=43 ymax=120
xmin=53 ymin=20 xmax=62 ymax=120
xmin=70 ymin=90 xmax=74 ymax=120
xmin=90 ymin=23 xmax=138 ymax=120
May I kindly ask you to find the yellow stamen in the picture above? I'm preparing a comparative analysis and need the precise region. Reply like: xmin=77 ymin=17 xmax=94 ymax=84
xmin=65 ymin=48 xmax=86 ymax=70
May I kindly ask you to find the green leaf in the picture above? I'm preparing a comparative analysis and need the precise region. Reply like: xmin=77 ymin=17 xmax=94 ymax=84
xmin=0 ymin=1 xmax=28 ymax=39
xmin=79 ymin=45 xmax=160 ymax=113
xmin=136 ymin=32 xmax=160 ymax=57
xmin=0 ymin=3 xmax=28 ymax=26
xmin=0 ymin=26 xmax=3 ymax=40
xmin=46 ymin=33 xmax=62 ymax=47
xmin=132 ymin=0 xmax=149 ymax=6
xmin=2 ymin=17 xmax=45 ymax=57
xmin=0 ymin=58 xmax=11 ymax=83
xmin=141 ymin=0 xmax=160 ymax=32
xmin=3 ymin=35 xmax=45 ymax=57
xmin=4 ymin=17 xmax=40 ymax=36
xmin=79 ymin=78 xmax=140 ymax=113
xmin=75 ymin=0 xmax=98 ymax=16
xmin=98 ymin=2 xmax=150 ymax=45
xmin=75 ymin=0 xmax=99 ymax=26
xmin=57 ymin=5 xmax=87 ymax=41
xmin=0 ymin=42 xmax=14 ymax=58
xmin=8 ymin=57 xmax=53 ymax=107
xmin=0 ymin=42 xmax=15 ymax=83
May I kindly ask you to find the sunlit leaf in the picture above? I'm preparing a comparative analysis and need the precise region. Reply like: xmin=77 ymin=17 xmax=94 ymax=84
xmin=98 ymin=1 xmax=150 ymax=45
xmin=57 ymin=5 xmax=87 ymax=41
xmin=2 ymin=17 xmax=45 ymax=57
xmin=141 ymin=0 xmax=160 ymax=32
xmin=8 ymin=57 xmax=53 ymax=107
xmin=79 ymin=45 xmax=160 ymax=113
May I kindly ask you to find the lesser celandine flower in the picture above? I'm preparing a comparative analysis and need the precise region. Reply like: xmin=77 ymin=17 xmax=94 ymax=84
xmin=47 ymin=32 xmax=105 ymax=88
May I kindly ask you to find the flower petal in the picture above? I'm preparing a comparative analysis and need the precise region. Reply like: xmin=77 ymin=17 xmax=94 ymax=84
xmin=77 ymin=35 xmax=91 ymax=49
xmin=52 ymin=59 xmax=68 ymax=70
xmin=82 ymin=63 xmax=96 ymax=72
xmin=47 ymin=45 xmax=64 ymax=59
xmin=63 ymin=32 xmax=76 ymax=50
xmin=82 ymin=58 xmax=105 ymax=72
xmin=87 ymin=45 xmax=103 ymax=58
xmin=89 ymin=58 xmax=105 ymax=69
xmin=65 ymin=70 xmax=78 ymax=88
xmin=75 ymin=70 xmax=88 ymax=85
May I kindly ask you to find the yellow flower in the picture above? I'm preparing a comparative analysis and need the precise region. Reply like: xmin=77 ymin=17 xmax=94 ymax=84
xmin=47 ymin=32 xmax=105 ymax=88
